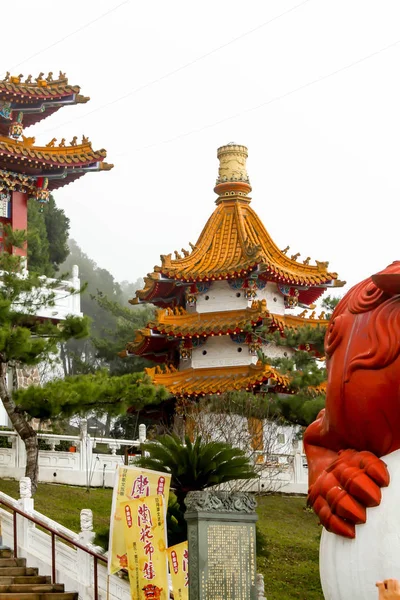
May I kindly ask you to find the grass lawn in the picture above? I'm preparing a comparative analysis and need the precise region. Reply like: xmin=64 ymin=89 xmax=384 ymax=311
xmin=0 ymin=479 xmax=323 ymax=600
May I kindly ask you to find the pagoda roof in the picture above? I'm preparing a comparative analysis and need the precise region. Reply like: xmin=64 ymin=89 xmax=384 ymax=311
xmin=126 ymin=301 xmax=329 ymax=360
xmin=0 ymin=71 xmax=88 ymax=134
xmin=0 ymin=136 xmax=112 ymax=190
xmin=133 ymin=197 xmax=343 ymax=306
xmin=145 ymin=362 xmax=290 ymax=398
xmin=148 ymin=301 xmax=268 ymax=338
xmin=270 ymin=312 xmax=329 ymax=332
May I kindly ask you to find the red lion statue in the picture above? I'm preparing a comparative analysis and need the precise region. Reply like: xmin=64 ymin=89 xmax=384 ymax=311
xmin=304 ymin=261 xmax=400 ymax=538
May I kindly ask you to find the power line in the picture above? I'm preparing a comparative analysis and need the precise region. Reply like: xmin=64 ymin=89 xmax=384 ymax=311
xmin=39 ymin=0 xmax=313 ymax=135
xmin=115 ymin=36 xmax=400 ymax=156
xmin=6 ymin=0 xmax=130 ymax=73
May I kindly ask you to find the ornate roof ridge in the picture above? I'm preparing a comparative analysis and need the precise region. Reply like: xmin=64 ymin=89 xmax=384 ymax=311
xmin=145 ymin=361 xmax=290 ymax=397
xmin=0 ymin=134 xmax=109 ymax=167
xmin=144 ymin=361 xmax=326 ymax=397
xmin=0 ymin=134 xmax=97 ymax=151
xmin=133 ymin=198 xmax=341 ymax=304
xmin=125 ymin=301 xmax=329 ymax=356
xmin=132 ymin=144 xmax=343 ymax=305
xmin=159 ymin=200 xmax=337 ymax=279
xmin=0 ymin=71 xmax=81 ymax=97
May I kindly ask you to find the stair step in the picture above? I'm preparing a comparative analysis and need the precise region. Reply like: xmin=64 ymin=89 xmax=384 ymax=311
xmin=0 ymin=558 xmax=26 ymax=567
xmin=0 ymin=567 xmax=38 ymax=576
xmin=0 ymin=546 xmax=78 ymax=599
xmin=0 ymin=576 xmax=51 ymax=585
xmin=0 ymin=594 xmax=77 ymax=600
xmin=0 ymin=583 xmax=65 ymax=593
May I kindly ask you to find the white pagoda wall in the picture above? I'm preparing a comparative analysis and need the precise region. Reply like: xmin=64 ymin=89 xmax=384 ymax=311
xmin=182 ymin=336 xmax=293 ymax=370
xmin=195 ymin=280 xmax=285 ymax=315
xmin=182 ymin=279 xmax=292 ymax=371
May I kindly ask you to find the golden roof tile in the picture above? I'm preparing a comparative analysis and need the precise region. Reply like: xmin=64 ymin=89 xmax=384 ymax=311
xmin=0 ymin=135 xmax=108 ymax=167
xmin=154 ymin=199 xmax=339 ymax=283
xmin=152 ymin=301 xmax=267 ymax=335
xmin=126 ymin=302 xmax=329 ymax=356
xmin=133 ymin=144 xmax=344 ymax=305
xmin=272 ymin=313 xmax=329 ymax=331
xmin=0 ymin=72 xmax=85 ymax=100
xmin=145 ymin=362 xmax=290 ymax=397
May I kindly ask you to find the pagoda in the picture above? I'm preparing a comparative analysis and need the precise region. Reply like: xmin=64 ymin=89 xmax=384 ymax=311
xmin=126 ymin=144 xmax=343 ymax=398
xmin=0 ymin=70 xmax=113 ymax=427
xmin=0 ymin=70 xmax=112 ymax=255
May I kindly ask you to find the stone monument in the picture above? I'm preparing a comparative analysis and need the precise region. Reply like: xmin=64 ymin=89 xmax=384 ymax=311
xmin=184 ymin=490 xmax=257 ymax=600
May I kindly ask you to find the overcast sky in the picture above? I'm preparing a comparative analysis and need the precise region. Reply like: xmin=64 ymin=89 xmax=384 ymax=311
xmin=3 ymin=1 xmax=400 ymax=294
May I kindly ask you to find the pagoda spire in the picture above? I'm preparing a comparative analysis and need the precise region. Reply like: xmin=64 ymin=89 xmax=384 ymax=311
xmin=214 ymin=143 xmax=252 ymax=204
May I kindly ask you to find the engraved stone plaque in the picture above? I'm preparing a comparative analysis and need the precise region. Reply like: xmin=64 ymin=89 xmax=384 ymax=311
xmin=185 ymin=491 xmax=258 ymax=600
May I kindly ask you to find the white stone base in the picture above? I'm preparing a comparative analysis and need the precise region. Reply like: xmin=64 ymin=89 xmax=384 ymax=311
xmin=320 ymin=449 xmax=400 ymax=600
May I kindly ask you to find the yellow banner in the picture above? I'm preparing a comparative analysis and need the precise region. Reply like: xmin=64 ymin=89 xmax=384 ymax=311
xmin=122 ymin=495 xmax=169 ymax=600
xmin=167 ymin=541 xmax=189 ymax=600
xmin=108 ymin=466 xmax=171 ymax=574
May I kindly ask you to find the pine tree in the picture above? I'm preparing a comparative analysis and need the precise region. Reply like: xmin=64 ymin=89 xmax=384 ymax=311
xmin=15 ymin=370 xmax=170 ymax=421
xmin=246 ymin=296 xmax=341 ymax=426
xmin=27 ymin=195 xmax=70 ymax=277
xmin=0 ymin=226 xmax=89 ymax=493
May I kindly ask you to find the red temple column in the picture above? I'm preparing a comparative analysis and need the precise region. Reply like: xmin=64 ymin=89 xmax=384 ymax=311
xmin=11 ymin=191 xmax=27 ymax=257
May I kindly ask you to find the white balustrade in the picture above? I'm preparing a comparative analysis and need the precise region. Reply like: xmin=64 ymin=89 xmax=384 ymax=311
xmin=0 ymin=422 xmax=309 ymax=493
xmin=0 ymin=424 xmax=146 ymax=488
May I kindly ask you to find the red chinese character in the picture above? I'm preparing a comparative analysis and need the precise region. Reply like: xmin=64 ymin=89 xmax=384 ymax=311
xmin=140 ymin=525 xmax=153 ymax=543
xmin=138 ymin=504 xmax=153 ymax=527
xmin=183 ymin=548 xmax=188 ymax=572
xmin=144 ymin=541 xmax=155 ymax=559
xmin=143 ymin=561 xmax=156 ymax=580
xmin=124 ymin=506 xmax=133 ymax=527
xmin=184 ymin=572 xmax=189 ymax=587
xmin=131 ymin=475 xmax=150 ymax=498
xmin=157 ymin=476 xmax=166 ymax=495
xmin=170 ymin=550 xmax=178 ymax=574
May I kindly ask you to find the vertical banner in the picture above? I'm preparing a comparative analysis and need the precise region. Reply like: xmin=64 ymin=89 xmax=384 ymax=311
xmin=108 ymin=466 xmax=171 ymax=574
xmin=167 ymin=541 xmax=189 ymax=600
xmin=122 ymin=495 xmax=169 ymax=600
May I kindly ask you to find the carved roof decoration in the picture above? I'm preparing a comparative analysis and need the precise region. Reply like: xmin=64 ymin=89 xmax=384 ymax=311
xmin=133 ymin=191 xmax=343 ymax=306
xmin=0 ymin=169 xmax=37 ymax=195
xmin=0 ymin=135 xmax=106 ymax=163
xmin=149 ymin=301 xmax=268 ymax=337
xmin=0 ymin=71 xmax=84 ymax=98
xmin=0 ymin=136 xmax=113 ymax=190
xmin=125 ymin=300 xmax=329 ymax=359
xmin=270 ymin=312 xmax=329 ymax=332
xmin=158 ymin=200 xmax=338 ymax=282
xmin=145 ymin=362 xmax=290 ymax=398
xmin=0 ymin=71 xmax=89 ymax=133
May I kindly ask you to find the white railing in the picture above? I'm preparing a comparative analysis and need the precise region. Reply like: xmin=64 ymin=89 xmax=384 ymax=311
xmin=10 ymin=263 xmax=82 ymax=320
xmin=0 ymin=479 xmax=131 ymax=600
xmin=0 ymin=423 xmax=309 ymax=494
xmin=0 ymin=422 xmax=147 ymax=488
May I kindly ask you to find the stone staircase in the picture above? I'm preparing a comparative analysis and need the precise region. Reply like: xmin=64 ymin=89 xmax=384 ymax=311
xmin=0 ymin=548 xmax=77 ymax=600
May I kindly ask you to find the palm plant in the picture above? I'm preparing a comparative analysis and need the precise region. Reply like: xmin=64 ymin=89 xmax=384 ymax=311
xmin=137 ymin=434 xmax=257 ymax=512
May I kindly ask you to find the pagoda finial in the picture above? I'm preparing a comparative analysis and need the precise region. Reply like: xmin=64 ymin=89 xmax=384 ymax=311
xmin=216 ymin=144 xmax=249 ymax=185
xmin=214 ymin=143 xmax=252 ymax=202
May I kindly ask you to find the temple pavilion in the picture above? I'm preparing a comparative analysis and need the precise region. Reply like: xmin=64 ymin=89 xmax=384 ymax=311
xmin=126 ymin=144 xmax=343 ymax=398
xmin=0 ymin=70 xmax=112 ymax=255
xmin=0 ymin=70 xmax=112 ymax=427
